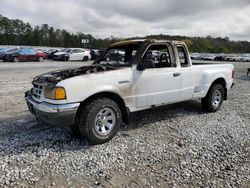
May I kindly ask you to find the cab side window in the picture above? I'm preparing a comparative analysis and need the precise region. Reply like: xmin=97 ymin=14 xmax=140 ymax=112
xmin=177 ymin=46 xmax=189 ymax=67
xmin=142 ymin=44 xmax=173 ymax=69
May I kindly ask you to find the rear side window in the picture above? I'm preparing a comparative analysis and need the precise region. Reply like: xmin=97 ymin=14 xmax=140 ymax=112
xmin=177 ymin=46 xmax=189 ymax=67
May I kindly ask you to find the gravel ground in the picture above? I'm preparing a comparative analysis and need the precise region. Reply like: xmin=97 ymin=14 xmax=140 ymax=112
xmin=0 ymin=60 xmax=249 ymax=187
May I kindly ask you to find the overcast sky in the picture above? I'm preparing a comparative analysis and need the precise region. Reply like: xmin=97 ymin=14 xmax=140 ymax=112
xmin=1 ymin=0 xmax=250 ymax=41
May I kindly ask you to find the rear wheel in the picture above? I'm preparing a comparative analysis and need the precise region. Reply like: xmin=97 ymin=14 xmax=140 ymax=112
xmin=201 ymin=84 xmax=225 ymax=112
xmin=76 ymin=98 xmax=122 ymax=144
xmin=38 ymin=57 xmax=44 ymax=62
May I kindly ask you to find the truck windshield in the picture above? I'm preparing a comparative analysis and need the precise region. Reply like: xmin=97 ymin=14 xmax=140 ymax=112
xmin=94 ymin=42 xmax=143 ymax=67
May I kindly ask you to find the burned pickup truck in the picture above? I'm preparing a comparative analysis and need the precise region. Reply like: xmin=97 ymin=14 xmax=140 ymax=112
xmin=25 ymin=39 xmax=235 ymax=144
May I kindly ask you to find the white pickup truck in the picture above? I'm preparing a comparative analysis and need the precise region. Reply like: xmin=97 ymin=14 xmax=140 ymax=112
xmin=25 ymin=39 xmax=235 ymax=144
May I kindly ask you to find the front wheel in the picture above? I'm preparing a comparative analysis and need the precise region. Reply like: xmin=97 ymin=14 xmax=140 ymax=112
xmin=201 ymin=84 xmax=225 ymax=112
xmin=76 ymin=98 xmax=122 ymax=144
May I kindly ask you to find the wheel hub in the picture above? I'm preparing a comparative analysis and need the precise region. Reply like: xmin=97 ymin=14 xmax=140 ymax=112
xmin=94 ymin=107 xmax=116 ymax=135
xmin=212 ymin=90 xmax=222 ymax=108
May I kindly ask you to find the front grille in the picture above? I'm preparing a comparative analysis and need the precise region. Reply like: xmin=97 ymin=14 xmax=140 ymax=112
xmin=32 ymin=84 xmax=43 ymax=99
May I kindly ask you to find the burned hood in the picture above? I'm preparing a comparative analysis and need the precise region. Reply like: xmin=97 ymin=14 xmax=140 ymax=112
xmin=32 ymin=65 xmax=118 ymax=86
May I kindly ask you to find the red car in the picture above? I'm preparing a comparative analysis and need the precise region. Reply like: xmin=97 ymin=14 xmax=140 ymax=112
xmin=3 ymin=48 xmax=47 ymax=62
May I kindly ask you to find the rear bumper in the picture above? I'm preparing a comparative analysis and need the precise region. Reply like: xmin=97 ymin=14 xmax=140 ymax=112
xmin=25 ymin=93 xmax=80 ymax=127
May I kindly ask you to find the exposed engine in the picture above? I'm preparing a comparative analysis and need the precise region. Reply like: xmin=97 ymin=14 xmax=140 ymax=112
xmin=32 ymin=65 xmax=117 ymax=86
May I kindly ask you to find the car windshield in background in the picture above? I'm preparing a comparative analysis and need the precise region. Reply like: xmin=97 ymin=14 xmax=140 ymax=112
xmin=6 ymin=48 xmax=19 ymax=54
xmin=19 ymin=48 xmax=36 ymax=55
xmin=0 ymin=48 xmax=7 ymax=52
xmin=63 ymin=49 xmax=71 ymax=53
xmin=96 ymin=41 xmax=143 ymax=67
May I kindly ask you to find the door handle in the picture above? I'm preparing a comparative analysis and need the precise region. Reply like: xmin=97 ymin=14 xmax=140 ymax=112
xmin=173 ymin=72 xmax=181 ymax=77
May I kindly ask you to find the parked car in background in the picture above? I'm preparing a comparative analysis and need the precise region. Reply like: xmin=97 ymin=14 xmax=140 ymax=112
xmin=104 ymin=49 xmax=125 ymax=62
xmin=90 ymin=49 xmax=106 ymax=60
xmin=0 ymin=48 xmax=7 ymax=54
xmin=240 ymin=54 xmax=250 ymax=62
xmin=214 ymin=54 xmax=226 ymax=61
xmin=90 ymin=49 xmax=99 ymax=60
xmin=45 ymin=49 xmax=59 ymax=59
xmin=196 ymin=53 xmax=207 ymax=60
xmin=53 ymin=48 xmax=91 ymax=61
xmin=231 ymin=55 xmax=241 ymax=62
xmin=0 ymin=48 xmax=8 ymax=60
xmin=225 ymin=54 xmax=239 ymax=62
xmin=2 ymin=48 xmax=47 ymax=62
xmin=203 ymin=54 xmax=217 ymax=61
xmin=190 ymin=53 xmax=200 ymax=60
xmin=1 ymin=48 xmax=20 ymax=61
xmin=0 ymin=47 xmax=19 ymax=60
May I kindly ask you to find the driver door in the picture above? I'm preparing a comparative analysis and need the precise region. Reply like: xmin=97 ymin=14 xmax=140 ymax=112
xmin=131 ymin=43 xmax=183 ymax=109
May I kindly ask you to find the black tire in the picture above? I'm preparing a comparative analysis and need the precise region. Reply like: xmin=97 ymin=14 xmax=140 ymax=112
xmin=63 ymin=56 xmax=68 ymax=61
xmin=67 ymin=125 xmax=82 ymax=138
xmin=76 ymin=98 xmax=122 ymax=144
xmin=105 ymin=55 xmax=111 ymax=62
xmin=201 ymin=84 xmax=225 ymax=112
xmin=38 ymin=57 xmax=44 ymax=62
xmin=83 ymin=56 xmax=89 ymax=61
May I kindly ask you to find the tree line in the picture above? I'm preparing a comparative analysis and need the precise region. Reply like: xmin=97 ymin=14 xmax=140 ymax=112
xmin=0 ymin=15 xmax=118 ymax=49
xmin=1 ymin=14 xmax=250 ymax=53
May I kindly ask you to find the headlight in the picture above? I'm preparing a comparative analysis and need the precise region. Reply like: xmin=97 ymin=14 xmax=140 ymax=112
xmin=44 ymin=87 xmax=67 ymax=100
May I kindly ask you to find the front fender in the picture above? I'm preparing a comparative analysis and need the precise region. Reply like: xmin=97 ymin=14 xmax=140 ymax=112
xmin=59 ymin=81 xmax=124 ymax=104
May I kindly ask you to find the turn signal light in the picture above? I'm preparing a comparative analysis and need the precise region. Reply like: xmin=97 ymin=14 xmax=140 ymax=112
xmin=55 ymin=87 xmax=67 ymax=100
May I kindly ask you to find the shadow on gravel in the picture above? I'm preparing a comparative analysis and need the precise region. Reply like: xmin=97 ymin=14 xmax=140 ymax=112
xmin=0 ymin=114 xmax=89 ymax=157
xmin=126 ymin=100 xmax=204 ymax=130
xmin=0 ymin=100 xmax=204 ymax=157
xmin=235 ymin=75 xmax=250 ymax=81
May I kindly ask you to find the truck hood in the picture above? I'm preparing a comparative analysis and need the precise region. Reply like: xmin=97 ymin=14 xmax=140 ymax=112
xmin=32 ymin=65 xmax=119 ymax=86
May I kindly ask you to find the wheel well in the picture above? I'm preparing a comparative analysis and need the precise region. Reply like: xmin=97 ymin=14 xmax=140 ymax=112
xmin=211 ymin=78 xmax=227 ymax=100
xmin=76 ymin=92 xmax=130 ymax=124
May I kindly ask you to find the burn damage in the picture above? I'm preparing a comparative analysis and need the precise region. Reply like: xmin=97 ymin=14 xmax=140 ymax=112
xmin=32 ymin=65 xmax=118 ymax=86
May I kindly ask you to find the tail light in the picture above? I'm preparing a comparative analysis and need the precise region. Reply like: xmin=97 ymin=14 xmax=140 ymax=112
xmin=232 ymin=68 xmax=236 ymax=78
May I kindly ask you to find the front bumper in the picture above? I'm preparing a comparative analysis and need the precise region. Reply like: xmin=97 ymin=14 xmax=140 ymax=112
xmin=25 ymin=93 xmax=80 ymax=127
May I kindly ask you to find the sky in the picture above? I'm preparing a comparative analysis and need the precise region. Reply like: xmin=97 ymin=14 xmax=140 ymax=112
xmin=1 ymin=0 xmax=250 ymax=41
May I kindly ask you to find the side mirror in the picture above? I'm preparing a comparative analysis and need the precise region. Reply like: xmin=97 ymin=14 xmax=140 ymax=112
xmin=137 ymin=58 xmax=145 ymax=71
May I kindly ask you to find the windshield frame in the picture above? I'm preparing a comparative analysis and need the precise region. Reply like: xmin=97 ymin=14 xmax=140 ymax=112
xmin=93 ymin=41 xmax=144 ymax=68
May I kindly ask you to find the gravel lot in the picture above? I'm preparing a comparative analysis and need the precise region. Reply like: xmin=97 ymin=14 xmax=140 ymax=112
xmin=0 ymin=60 xmax=249 ymax=187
